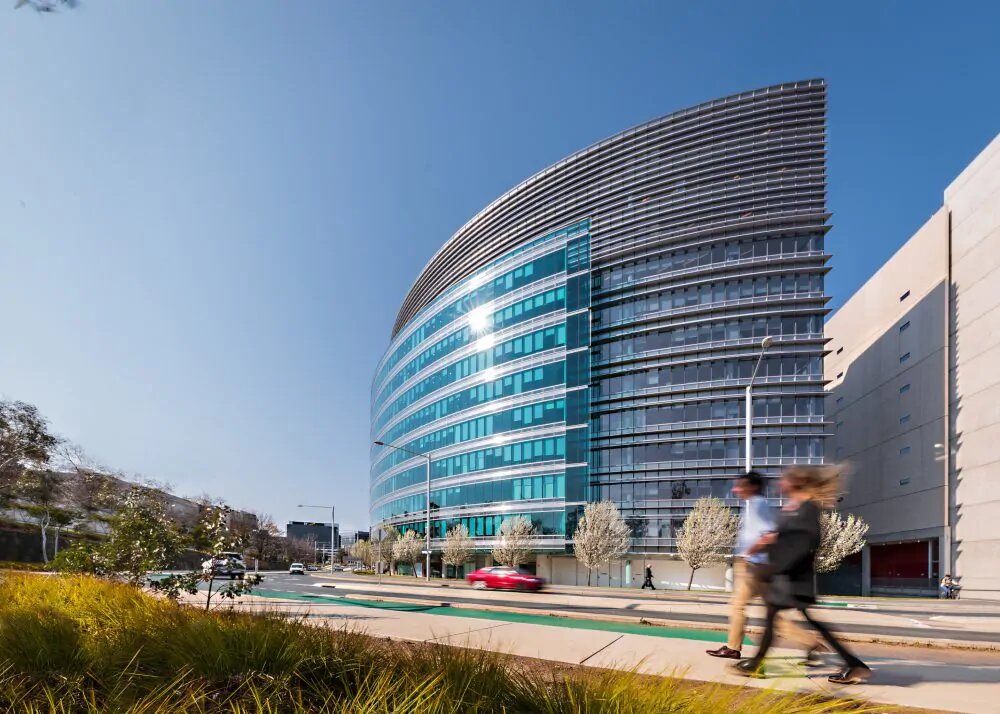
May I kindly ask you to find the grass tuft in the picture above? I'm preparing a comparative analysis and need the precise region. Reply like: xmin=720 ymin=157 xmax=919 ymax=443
xmin=0 ymin=574 xmax=888 ymax=713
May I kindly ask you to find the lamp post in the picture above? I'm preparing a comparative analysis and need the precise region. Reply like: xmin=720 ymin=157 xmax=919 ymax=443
xmin=745 ymin=336 xmax=774 ymax=473
xmin=374 ymin=440 xmax=432 ymax=580
xmin=297 ymin=504 xmax=336 ymax=568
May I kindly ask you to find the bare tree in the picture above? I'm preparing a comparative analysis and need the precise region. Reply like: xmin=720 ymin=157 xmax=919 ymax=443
xmin=58 ymin=442 xmax=124 ymax=533
xmin=677 ymin=497 xmax=738 ymax=590
xmin=816 ymin=511 xmax=869 ymax=574
xmin=573 ymin=501 xmax=632 ymax=586
xmin=442 ymin=524 xmax=475 ymax=578
xmin=249 ymin=513 xmax=282 ymax=563
xmin=392 ymin=529 xmax=423 ymax=577
xmin=491 ymin=515 xmax=535 ymax=569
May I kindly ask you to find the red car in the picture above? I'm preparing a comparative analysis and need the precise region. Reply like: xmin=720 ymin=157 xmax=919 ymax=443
xmin=466 ymin=567 xmax=544 ymax=591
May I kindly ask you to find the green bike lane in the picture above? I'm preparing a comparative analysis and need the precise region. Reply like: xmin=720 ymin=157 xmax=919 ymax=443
xmin=251 ymin=587 xmax=747 ymax=645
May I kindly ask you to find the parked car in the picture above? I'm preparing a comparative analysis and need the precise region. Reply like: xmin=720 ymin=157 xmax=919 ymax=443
xmin=289 ymin=562 xmax=306 ymax=575
xmin=201 ymin=552 xmax=246 ymax=579
xmin=306 ymin=564 xmax=319 ymax=571
xmin=466 ymin=567 xmax=544 ymax=591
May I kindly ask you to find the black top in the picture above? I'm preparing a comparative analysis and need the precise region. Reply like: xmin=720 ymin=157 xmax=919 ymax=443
xmin=764 ymin=499 xmax=822 ymax=606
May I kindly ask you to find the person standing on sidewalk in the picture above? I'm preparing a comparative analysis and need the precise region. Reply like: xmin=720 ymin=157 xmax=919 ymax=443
xmin=706 ymin=471 xmax=817 ymax=661
xmin=733 ymin=466 xmax=871 ymax=685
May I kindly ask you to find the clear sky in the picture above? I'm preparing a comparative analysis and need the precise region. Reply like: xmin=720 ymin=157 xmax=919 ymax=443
xmin=2 ymin=2 xmax=998 ymax=532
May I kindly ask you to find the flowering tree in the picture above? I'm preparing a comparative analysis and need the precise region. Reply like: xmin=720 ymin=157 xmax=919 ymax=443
xmin=442 ymin=524 xmax=475 ymax=578
xmin=677 ymin=497 xmax=738 ymax=590
xmin=348 ymin=539 xmax=373 ymax=569
xmin=491 ymin=515 xmax=535 ymax=569
xmin=373 ymin=524 xmax=398 ymax=574
xmin=573 ymin=501 xmax=632 ymax=586
xmin=392 ymin=529 xmax=424 ymax=577
xmin=815 ymin=511 xmax=869 ymax=573
xmin=149 ymin=502 xmax=262 ymax=609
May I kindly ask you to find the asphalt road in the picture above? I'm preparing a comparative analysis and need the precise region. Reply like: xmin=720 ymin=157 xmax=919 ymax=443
xmin=244 ymin=571 xmax=1000 ymax=649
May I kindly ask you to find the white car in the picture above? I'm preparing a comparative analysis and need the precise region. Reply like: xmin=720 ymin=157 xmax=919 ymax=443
xmin=289 ymin=562 xmax=306 ymax=575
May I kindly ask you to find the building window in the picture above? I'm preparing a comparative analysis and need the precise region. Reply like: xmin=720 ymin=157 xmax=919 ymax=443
xmin=900 ymin=446 xmax=911 ymax=456
xmin=900 ymin=414 xmax=911 ymax=424
xmin=836 ymin=347 xmax=844 ymax=355
xmin=900 ymin=321 xmax=911 ymax=332
xmin=899 ymin=476 xmax=911 ymax=486
xmin=900 ymin=384 xmax=910 ymax=394
xmin=900 ymin=290 xmax=911 ymax=302
xmin=836 ymin=397 xmax=844 ymax=404
xmin=899 ymin=352 xmax=911 ymax=364
xmin=836 ymin=372 xmax=844 ymax=379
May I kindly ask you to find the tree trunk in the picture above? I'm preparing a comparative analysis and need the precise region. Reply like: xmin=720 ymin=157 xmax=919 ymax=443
xmin=40 ymin=512 xmax=50 ymax=563
xmin=54 ymin=526 xmax=60 ymax=556
xmin=687 ymin=567 xmax=696 ymax=591
xmin=587 ymin=569 xmax=592 ymax=586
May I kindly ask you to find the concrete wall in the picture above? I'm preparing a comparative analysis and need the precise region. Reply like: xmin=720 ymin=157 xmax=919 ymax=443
xmin=827 ymin=132 xmax=1000 ymax=599
xmin=536 ymin=554 xmax=729 ymax=591
xmin=945 ymin=133 xmax=1000 ymax=599
xmin=826 ymin=209 xmax=949 ymax=549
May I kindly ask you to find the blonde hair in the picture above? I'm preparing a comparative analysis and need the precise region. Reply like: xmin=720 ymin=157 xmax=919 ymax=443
xmin=782 ymin=465 xmax=843 ymax=508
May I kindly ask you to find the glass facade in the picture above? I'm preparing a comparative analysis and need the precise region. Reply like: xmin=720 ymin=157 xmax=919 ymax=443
xmin=372 ymin=80 xmax=830 ymax=557
xmin=371 ymin=222 xmax=591 ymax=550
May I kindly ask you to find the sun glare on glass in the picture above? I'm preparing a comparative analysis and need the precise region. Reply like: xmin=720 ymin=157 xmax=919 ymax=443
xmin=468 ymin=304 xmax=492 ymax=333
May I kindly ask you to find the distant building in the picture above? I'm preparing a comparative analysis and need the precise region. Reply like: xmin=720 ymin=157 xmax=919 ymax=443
xmin=339 ymin=529 xmax=370 ymax=549
xmin=827 ymin=133 xmax=1000 ymax=599
xmin=286 ymin=521 xmax=339 ymax=550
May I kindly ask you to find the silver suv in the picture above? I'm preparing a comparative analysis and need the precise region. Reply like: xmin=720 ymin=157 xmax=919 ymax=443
xmin=201 ymin=552 xmax=247 ymax=579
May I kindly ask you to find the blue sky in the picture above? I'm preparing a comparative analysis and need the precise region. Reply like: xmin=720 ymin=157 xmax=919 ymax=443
xmin=2 ymin=2 xmax=998 ymax=531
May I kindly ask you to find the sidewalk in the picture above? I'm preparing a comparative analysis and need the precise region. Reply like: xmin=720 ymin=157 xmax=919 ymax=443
xmin=200 ymin=590 xmax=1000 ymax=714
xmin=310 ymin=575 xmax=1000 ymax=649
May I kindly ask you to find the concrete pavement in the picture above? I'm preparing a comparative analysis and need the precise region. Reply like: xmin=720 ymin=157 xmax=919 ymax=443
xmin=189 ymin=575 xmax=1000 ymax=714
xmin=268 ymin=571 xmax=1000 ymax=648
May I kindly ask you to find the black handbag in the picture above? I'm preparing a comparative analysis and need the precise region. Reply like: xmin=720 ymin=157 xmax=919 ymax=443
xmin=766 ymin=574 xmax=798 ymax=608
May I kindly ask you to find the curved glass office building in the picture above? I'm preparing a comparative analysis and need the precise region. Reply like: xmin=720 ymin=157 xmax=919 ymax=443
xmin=371 ymin=80 xmax=830 ymax=584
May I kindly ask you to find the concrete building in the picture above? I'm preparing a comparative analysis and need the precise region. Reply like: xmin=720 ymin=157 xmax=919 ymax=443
xmin=826 ymin=133 xmax=1000 ymax=599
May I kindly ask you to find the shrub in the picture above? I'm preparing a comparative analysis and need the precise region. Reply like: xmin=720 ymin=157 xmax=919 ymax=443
xmin=0 ymin=574 xmax=882 ymax=713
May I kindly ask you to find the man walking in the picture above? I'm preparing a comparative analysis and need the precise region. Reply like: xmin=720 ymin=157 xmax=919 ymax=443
xmin=706 ymin=471 xmax=817 ymax=660
xmin=641 ymin=566 xmax=656 ymax=590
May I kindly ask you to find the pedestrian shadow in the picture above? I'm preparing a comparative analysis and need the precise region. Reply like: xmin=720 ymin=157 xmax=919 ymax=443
xmin=857 ymin=659 xmax=1000 ymax=687
xmin=760 ymin=656 xmax=1000 ymax=688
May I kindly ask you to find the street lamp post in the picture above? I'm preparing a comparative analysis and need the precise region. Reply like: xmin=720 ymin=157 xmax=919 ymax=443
xmin=745 ymin=336 xmax=774 ymax=473
xmin=375 ymin=440 xmax=432 ymax=581
xmin=297 ymin=504 xmax=336 ymax=568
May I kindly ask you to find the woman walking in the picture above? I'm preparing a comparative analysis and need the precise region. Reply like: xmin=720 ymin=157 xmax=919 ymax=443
xmin=733 ymin=466 xmax=871 ymax=685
